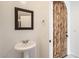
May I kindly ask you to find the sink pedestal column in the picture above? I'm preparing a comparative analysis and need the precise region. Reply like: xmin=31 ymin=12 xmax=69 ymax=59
xmin=21 ymin=51 xmax=29 ymax=58
xmin=24 ymin=51 xmax=29 ymax=58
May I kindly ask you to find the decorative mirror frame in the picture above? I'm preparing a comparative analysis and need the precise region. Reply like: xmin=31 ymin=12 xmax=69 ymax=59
xmin=15 ymin=7 xmax=34 ymax=30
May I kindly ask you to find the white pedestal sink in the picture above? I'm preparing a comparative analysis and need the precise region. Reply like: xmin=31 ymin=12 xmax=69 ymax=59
xmin=14 ymin=40 xmax=36 ymax=58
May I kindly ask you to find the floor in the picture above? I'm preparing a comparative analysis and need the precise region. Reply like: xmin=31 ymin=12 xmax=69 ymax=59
xmin=65 ymin=54 xmax=78 ymax=58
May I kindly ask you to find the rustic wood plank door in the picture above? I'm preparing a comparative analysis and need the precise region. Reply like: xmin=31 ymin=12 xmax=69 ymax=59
xmin=53 ymin=1 xmax=67 ymax=58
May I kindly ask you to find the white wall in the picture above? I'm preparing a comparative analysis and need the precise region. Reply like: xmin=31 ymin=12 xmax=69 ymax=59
xmin=0 ymin=1 xmax=49 ymax=58
xmin=65 ymin=1 xmax=71 ymax=55
xmin=70 ymin=1 xmax=79 ymax=57
xmin=48 ymin=1 xmax=53 ymax=58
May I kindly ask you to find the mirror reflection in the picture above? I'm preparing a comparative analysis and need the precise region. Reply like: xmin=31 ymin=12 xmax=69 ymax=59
xmin=18 ymin=11 xmax=31 ymax=27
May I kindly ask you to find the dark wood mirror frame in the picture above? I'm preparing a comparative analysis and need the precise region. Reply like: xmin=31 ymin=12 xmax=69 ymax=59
xmin=15 ymin=7 xmax=34 ymax=30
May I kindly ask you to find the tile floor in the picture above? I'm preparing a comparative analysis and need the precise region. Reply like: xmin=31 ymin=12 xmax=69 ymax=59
xmin=65 ymin=54 xmax=78 ymax=58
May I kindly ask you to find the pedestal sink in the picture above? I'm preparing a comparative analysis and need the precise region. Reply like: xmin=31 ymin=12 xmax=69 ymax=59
xmin=14 ymin=40 xmax=36 ymax=58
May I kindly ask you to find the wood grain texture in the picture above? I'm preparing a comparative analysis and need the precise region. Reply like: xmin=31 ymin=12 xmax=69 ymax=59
xmin=53 ymin=1 xmax=67 ymax=58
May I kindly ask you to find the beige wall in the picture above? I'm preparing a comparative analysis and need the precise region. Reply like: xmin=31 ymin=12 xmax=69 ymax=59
xmin=0 ymin=1 xmax=49 ymax=58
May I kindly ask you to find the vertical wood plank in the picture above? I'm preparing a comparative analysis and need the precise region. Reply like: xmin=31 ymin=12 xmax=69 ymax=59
xmin=53 ymin=1 xmax=67 ymax=58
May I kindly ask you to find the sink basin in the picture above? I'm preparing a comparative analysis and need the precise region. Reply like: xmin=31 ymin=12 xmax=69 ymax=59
xmin=14 ymin=40 xmax=36 ymax=51
xmin=14 ymin=40 xmax=36 ymax=58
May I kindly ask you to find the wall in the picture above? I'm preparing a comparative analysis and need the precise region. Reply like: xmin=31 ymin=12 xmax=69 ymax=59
xmin=0 ymin=1 xmax=49 ymax=58
xmin=70 ymin=1 xmax=79 ymax=57
xmin=65 ymin=1 xmax=71 ymax=55
xmin=48 ymin=1 xmax=53 ymax=58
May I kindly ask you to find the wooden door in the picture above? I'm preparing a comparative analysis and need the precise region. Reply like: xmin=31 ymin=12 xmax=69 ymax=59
xmin=53 ymin=1 xmax=67 ymax=58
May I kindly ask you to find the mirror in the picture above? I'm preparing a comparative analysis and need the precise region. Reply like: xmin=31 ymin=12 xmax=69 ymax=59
xmin=15 ymin=7 xmax=34 ymax=30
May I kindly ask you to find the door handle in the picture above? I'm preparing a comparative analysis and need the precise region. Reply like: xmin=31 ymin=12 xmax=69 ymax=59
xmin=66 ymin=34 xmax=68 ymax=37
